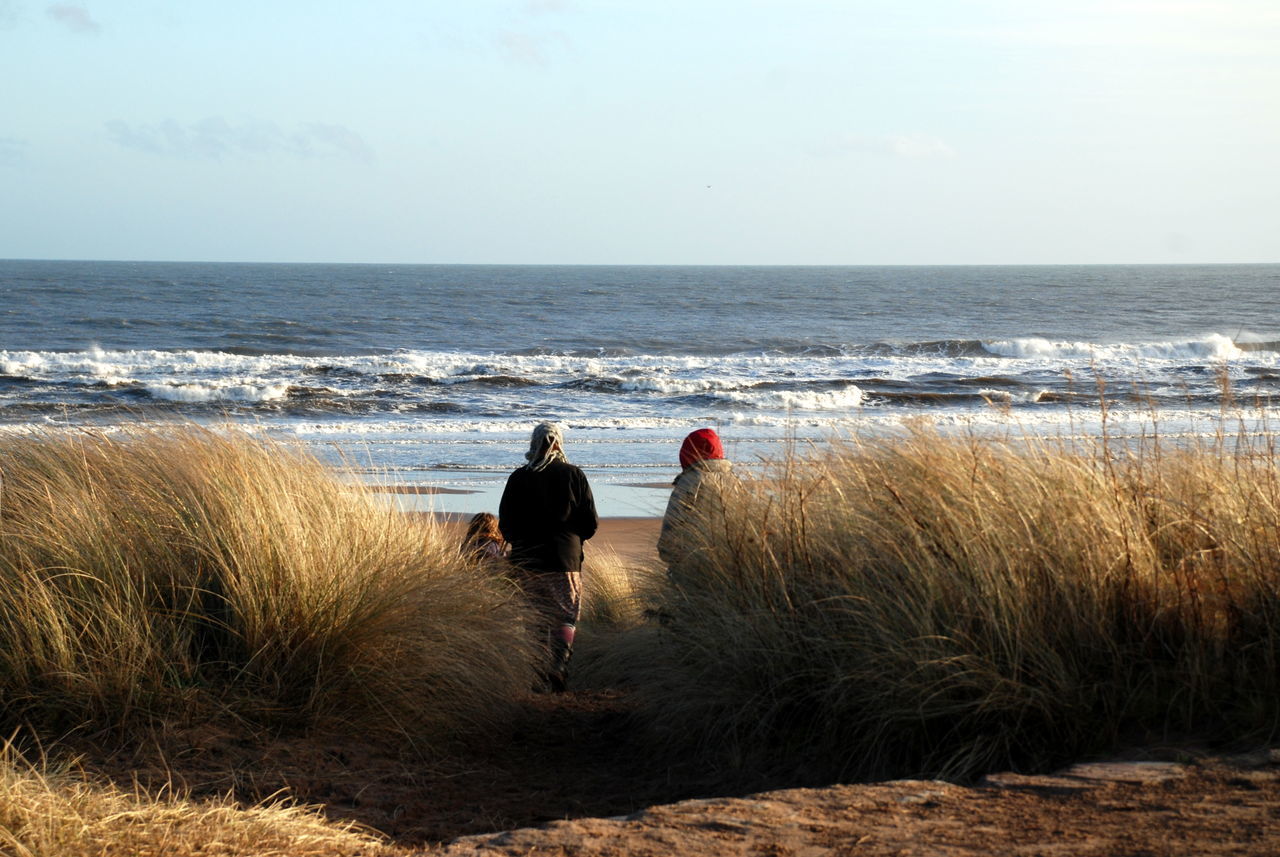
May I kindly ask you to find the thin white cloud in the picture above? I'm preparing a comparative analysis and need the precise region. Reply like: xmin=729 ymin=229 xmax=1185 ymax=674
xmin=47 ymin=3 xmax=100 ymax=34
xmin=104 ymin=118 xmax=375 ymax=163
xmin=825 ymin=133 xmax=958 ymax=160
xmin=495 ymin=29 xmax=570 ymax=68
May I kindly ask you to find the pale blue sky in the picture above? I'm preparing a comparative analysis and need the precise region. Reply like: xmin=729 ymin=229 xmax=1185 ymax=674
xmin=2 ymin=1 xmax=1277 ymax=264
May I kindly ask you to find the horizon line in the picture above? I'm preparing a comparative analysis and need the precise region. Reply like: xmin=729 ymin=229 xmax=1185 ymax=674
xmin=4 ymin=257 xmax=1278 ymax=268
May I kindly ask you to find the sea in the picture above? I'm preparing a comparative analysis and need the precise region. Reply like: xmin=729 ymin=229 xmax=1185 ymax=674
xmin=2 ymin=260 xmax=1278 ymax=517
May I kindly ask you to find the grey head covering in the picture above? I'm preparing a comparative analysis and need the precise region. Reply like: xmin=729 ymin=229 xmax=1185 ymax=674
xmin=523 ymin=421 xmax=568 ymax=472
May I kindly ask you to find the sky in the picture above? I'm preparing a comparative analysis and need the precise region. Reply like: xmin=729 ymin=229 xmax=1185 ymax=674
xmin=1 ymin=1 xmax=1277 ymax=265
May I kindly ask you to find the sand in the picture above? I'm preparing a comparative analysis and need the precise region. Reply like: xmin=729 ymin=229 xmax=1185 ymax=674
xmin=590 ymin=517 xmax=662 ymax=565
xmin=431 ymin=514 xmax=662 ymax=567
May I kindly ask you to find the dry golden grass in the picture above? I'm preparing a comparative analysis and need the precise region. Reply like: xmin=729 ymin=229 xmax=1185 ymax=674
xmin=572 ymin=546 xmax=666 ymax=689
xmin=0 ymin=425 xmax=538 ymax=742
xmin=0 ymin=741 xmax=390 ymax=857
xmin=580 ymin=546 xmax=662 ymax=632
xmin=9 ymin=418 xmax=1280 ymax=836
xmin=603 ymin=426 xmax=1280 ymax=785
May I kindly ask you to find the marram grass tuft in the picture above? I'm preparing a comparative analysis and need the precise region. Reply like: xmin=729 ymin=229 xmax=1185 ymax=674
xmin=0 ymin=425 xmax=538 ymax=742
xmin=0 ymin=739 xmax=391 ymax=857
xmin=608 ymin=427 xmax=1280 ymax=786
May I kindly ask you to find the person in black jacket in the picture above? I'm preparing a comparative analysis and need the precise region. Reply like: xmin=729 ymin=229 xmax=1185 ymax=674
xmin=499 ymin=421 xmax=598 ymax=692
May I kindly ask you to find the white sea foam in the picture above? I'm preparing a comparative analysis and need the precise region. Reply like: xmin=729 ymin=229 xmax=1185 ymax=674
xmin=617 ymin=376 xmax=729 ymax=394
xmin=985 ymin=333 xmax=1247 ymax=362
xmin=712 ymin=386 xmax=865 ymax=411
xmin=1 ymin=337 xmax=1275 ymax=444
xmin=977 ymin=388 xmax=1048 ymax=403
xmin=2 ymin=336 xmax=1270 ymax=388
xmin=1 ymin=353 xmax=46 ymax=375
xmin=144 ymin=382 xmax=290 ymax=403
xmin=284 ymin=416 xmax=731 ymax=437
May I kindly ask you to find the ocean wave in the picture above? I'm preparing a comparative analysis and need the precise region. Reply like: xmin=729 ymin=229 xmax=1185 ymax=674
xmin=761 ymin=344 xmax=848 ymax=357
xmin=954 ymin=375 xmax=1024 ymax=387
xmin=377 ymin=373 xmax=440 ymax=385
xmin=710 ymin=386 xmax=865 ymax=411
xmin=0 ymin=339 xmax=1274 ymax=431
xmin=142 ymin=381 xmax=291 ymax=404
xmin=303 ymin=365 xmax=366 ymax=378
xmin=558 ymin=377 xmax=624 ymax=392
xmin=2 ymin=335 xmax=1272 ymax=382
xmin=460 ymin=374 xmax=542 ymax=388
xmin=866 ymin=390 xmax=993 ymax=406
xmin=985 ymin=333 xmax=1247 ymax=361
xmin=860 ymin=339 xmax=994 ymax=358
xmin=506 ymin=346 xmax=642 ymax=358
xmin=281 ymin=416 xmax=830 ymax=437
xmin=410 ymin=371 xmax=546 ymax=389
xmin=617 ymin=376 xmax=722 ymax=395
xmin=976 ymin=388 xmax=1051 ymax=404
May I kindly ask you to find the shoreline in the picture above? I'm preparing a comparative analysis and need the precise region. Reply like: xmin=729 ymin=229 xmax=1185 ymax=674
xmin=373 ymin=477 xmax=672 ymax=519
xmin=369 ymin=485 xmax=480 ymax=496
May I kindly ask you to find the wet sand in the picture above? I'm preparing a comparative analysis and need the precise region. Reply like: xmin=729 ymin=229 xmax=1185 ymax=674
xmin=370 ymin=485 xmax=481 ymax=495
xmin=590 ymin=516 xmax=662 ymax=565
xmin=428 ymin=514 xmax=662 ymax=566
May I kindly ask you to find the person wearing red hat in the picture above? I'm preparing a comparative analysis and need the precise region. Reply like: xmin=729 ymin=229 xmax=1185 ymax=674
xmin=658 ymin=427 xmax=736 ymax=573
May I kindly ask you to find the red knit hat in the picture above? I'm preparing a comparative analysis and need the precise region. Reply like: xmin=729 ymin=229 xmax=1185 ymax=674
xmin=679 ymin=428 xmax=724 ymax=469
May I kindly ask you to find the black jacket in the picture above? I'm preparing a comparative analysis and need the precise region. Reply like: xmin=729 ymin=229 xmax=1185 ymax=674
xmin=499 ymin=459 xmax=598 ymax=573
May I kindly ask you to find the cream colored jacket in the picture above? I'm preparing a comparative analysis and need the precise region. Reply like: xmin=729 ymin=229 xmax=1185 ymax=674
xmin=657 ymin=458 xmax=735 ymax=565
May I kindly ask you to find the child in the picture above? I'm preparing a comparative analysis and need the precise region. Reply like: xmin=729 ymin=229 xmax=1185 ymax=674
xmin=462 ymin=512 xmax=508 ymax=562
xmin=657 ymin=427 xmax=735 ymax=572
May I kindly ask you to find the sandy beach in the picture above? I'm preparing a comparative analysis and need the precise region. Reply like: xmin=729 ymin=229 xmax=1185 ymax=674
xmin=431 ymin=513 xmax=662 ymax=567
xmin=590 ymin=516 xmax=662 ymax=566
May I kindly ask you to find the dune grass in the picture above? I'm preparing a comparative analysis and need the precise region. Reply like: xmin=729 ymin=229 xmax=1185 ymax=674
xmin=579 ymin=545 xmax=663 ymax=633
xmin=572 ymin=546 xmax=666 ymax=690
xmin=6 ymin=417 xmax=1280 ymax=836
xmin=607 ymin=426 xmax=1280 ymax=785
xmin=0 ymin=425 xmax=538 ymax=742
xmin=0 ymin=740 xmax=390 ymax=857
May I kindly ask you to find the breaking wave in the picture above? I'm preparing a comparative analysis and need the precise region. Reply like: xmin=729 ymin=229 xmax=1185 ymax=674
xmin=0 ymin=331 xmax=1276 ymax=426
